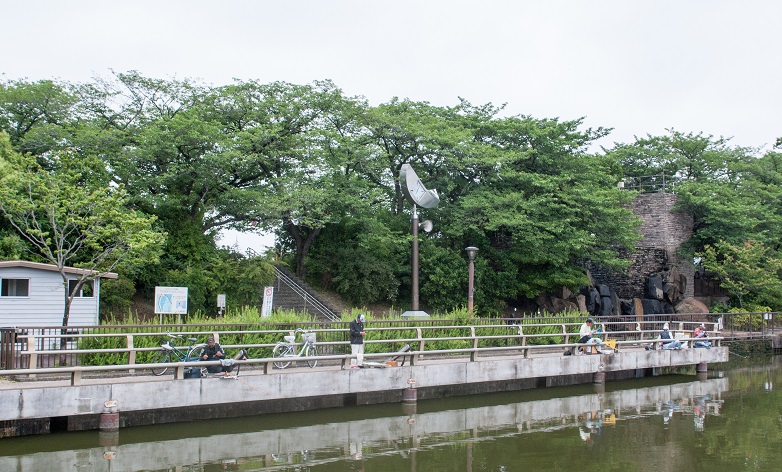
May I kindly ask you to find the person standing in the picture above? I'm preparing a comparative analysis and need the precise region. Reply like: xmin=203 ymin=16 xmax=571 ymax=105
xmin=349 ymin=314 xmax=366 ymax=368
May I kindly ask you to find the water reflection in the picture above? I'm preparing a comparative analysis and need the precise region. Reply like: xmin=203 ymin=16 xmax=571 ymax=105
xmin=0 ymin=374 xmax=732 ymax=471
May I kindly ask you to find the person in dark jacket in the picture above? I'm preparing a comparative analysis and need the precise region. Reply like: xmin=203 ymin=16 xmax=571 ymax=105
xmin=199 ymin=335 xmax=225 ymax=373
xmin=349 ymin=314 xmax=366 ymax=368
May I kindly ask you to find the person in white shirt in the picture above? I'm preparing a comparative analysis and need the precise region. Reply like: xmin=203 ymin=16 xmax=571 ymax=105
xmin=577 ymin=318 xmax=597 ymax=354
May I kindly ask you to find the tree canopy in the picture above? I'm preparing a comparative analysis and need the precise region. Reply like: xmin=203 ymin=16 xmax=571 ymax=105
xmin=3 ymin=73 xmax=779 ymax=316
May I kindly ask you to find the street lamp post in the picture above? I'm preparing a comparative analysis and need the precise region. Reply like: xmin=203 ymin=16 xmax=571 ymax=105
xmin=399 ymin=164 xmax=439 ymax=318
xmin=411 ymin=206 xmax=420 ymax=312
xmin=465 ymin=247 xmax=478 ymax=315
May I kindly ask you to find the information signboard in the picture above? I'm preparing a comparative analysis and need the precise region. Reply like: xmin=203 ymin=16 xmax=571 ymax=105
xmin=154 ymin=286 xmax=188 ymax=314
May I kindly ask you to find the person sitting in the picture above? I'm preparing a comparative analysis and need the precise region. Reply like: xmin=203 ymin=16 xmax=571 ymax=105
xmin=658 ymin=323 xmax=682 ymax=350
xmin=577 ymin=318 xmax=600 ymax=354
xmin=199 ymin=335 xmax=226 ymax=373
xmin=693 ymin=323 xmax=711 ymax=348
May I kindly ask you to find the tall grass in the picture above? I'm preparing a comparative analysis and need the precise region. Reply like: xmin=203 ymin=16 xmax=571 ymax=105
xmin=79 ymin=309 xmax=586 ymax=365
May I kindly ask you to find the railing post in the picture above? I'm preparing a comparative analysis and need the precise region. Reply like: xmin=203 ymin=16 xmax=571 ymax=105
xmin=27 ymin=332 xmax=38 ymax=377
xmin=470 ymin=327 xmax=478 ymax=362
xmin=413 ymin=328 xmax=423 ymax=365
xmin=126 ymin=335 xmax=136 ymax=373
xmin=0 ymin=327 xmax=16 ymax=370
xmin=71 ymin=369 xmax=82 ymax=386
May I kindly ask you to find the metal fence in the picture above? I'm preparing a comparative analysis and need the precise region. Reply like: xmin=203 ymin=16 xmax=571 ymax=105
xmin=0 ymin=313 xmax=748 ymax=375
xmin=0 ymin=318 xmax=730 ymax=388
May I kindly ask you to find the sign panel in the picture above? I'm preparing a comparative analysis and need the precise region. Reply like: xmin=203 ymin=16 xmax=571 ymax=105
xmin=261 ymin=286 xmax=274 ymax=317
xmin=217 ymin=294 xmax=226 ymax=308
xmin=154 ymin=286 xmax=188 ymax=314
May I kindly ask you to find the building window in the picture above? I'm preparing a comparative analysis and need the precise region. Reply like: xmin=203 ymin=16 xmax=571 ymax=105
xmin=1 ymin=278 xmax=30 ymax=297
xmin=68 ymin=280 xmax=94 ymax=298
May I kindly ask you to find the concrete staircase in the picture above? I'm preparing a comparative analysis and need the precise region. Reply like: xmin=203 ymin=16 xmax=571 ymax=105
xmin=270 ymin=266 xmax=341 ymax=322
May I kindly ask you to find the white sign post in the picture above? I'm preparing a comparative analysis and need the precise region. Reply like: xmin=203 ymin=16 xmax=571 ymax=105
xmin=154 ymin=286 xmax=188 ymax=323
xmin=261 ymin=286 xmax=274 ymax=317
xmin=217 ymin=294 xmax=226 ymax=317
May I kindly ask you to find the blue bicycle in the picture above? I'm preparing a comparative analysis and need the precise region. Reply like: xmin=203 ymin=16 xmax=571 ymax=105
xmin=150 ymin=332 xmax=205 ymax=376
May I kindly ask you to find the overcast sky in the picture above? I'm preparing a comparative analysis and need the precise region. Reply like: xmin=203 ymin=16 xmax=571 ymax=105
xmin=4 ymin=0 xmax=781 ymax=250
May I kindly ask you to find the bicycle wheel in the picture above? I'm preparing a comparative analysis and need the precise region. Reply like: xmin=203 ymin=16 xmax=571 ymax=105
xmin=305 ymin=344 xmax=319 ymax=368
xmin=150 ymin=349 xmax=172 ymax=376
xmin=186 ymin=344 xmax=207 ymax=376
xmin=272 ymin=343 xmax=293 ymax=369
xmin=186 ymin=344 xmax=206 ymax=361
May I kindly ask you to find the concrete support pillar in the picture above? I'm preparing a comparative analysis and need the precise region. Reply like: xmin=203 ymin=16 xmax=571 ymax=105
xmin=696 ymin=362 xmax=708 ymax=373
xmin=99 ymin=412 xmax=119 ymax=431
xmin=98 ymin=431 xmax=119 ymax=447
xmin=593 ymin=371 xmax=606 ymax=384
xmin=402 ymin=388 xmax=417 ymax=403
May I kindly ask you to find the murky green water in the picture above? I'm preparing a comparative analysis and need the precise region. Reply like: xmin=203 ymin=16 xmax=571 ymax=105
xmin=1 ymin=356 xmax=780 ymax=471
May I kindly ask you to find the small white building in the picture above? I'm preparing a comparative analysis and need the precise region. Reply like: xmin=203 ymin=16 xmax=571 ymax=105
xmin=0 ymin=260 xmax=118 ymax=327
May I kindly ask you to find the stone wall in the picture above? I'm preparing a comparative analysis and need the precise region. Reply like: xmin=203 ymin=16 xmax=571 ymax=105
xmin=632 ymin=192 xmax=694 ymax=298
xmin=589 ymin=192 xmax=694 ymax=300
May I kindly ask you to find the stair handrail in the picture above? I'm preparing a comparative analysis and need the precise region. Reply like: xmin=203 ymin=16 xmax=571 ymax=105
xmin=273 ymin=266 xmax=340 ymax=322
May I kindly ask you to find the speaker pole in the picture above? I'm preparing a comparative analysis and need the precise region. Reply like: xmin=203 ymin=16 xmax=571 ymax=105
xmin=411 ymin=205 xmax=419 ymax=312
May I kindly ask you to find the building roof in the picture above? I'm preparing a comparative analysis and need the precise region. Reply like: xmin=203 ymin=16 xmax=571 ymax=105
xmin=0 ymin=260 xmax=119 ymax=279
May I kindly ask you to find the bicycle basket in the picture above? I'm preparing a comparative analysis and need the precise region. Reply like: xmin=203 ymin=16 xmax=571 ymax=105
xmin=304 ymin=332 xmax=316 ymax=344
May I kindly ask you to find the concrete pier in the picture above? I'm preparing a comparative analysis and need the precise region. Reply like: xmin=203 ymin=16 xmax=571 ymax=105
xmin=98 ymin=412 xmax=119 ymax=431
xmin=0 ymin=346 xmax=728 ymax=437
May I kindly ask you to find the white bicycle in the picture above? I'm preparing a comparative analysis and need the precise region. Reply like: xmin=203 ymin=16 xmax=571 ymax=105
xmin=272 ymin=328 xmax=319 ymax=369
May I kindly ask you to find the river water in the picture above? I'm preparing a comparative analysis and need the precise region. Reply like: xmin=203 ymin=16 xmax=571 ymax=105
xmin=0 ymin=355 xmax=780 ymax=471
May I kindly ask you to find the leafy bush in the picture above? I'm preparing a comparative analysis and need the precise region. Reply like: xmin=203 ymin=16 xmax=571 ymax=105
xmin=76 ymin=309 xmax=588 ymax=365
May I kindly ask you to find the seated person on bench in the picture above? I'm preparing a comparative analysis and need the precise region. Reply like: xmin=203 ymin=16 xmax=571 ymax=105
xmin=577 ymin=318 xmax=601 ymax=354
xmin=199 ymin=335 xmax=226 ymax=373
xmin=658 ymin=323 xmax=682 ymax=350
xmin=693 ymin=323 xmax=712 ymax=348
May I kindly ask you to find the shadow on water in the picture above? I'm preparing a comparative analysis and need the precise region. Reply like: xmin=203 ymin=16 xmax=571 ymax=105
xmin=0 ymin=355 xmax=780 ymax=471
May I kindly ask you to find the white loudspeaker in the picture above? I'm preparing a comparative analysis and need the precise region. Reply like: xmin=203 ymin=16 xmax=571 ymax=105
xmin=419 ymin=220 xmax=433 ymax=233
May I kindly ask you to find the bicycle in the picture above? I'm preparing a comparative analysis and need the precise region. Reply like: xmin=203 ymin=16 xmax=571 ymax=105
xmin=272 ymin=328 xmax=319 ymax=369
xmin=150 ymin=332 xmax=205 ymax=376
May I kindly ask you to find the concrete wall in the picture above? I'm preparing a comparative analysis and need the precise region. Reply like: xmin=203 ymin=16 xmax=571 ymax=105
xmin=0 ymin=377 xmax=727 ymax=470
xmin=0 ymin=347 xmax=728 ymax=436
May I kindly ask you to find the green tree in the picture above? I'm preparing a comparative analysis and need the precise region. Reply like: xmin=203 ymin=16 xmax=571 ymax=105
xmin=213 ymin=79 xmax=372 ymax=278
xmin=699 ymin=240 xmax=782 ymax=309
xmin=0 ymin=132 xmax=167 ymax=330
xmin=0 ymin=78 xmax=78 ymax=155
xmin=450 ymin=115 xmax=640 ymax=299
xmin=608 ymin=130 xmax=782 ymax=309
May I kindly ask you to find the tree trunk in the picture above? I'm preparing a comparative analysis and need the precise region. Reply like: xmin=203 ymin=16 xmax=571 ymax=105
xmin=60 ymin=287 xmax=73 ymax=366
xmin=285 ymin=221 xmax=321 ymax=279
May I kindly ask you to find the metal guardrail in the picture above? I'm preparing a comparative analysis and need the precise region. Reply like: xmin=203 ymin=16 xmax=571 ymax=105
xmin=0 ymin=312 xmax=775 ymax=370
xmin=273 ymin=266 xmax=340 ymax=321
xmin=620 ymin=174 xmax=680 ymax=193
xmin=0 ymin=320 xmax=725 ymax=385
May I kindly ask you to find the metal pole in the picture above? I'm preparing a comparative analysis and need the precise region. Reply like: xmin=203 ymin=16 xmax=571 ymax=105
xmin=412 ymin=206 xmax=419 ymax=311
xmin=466 ymin=247 xmax=478 ymax=315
